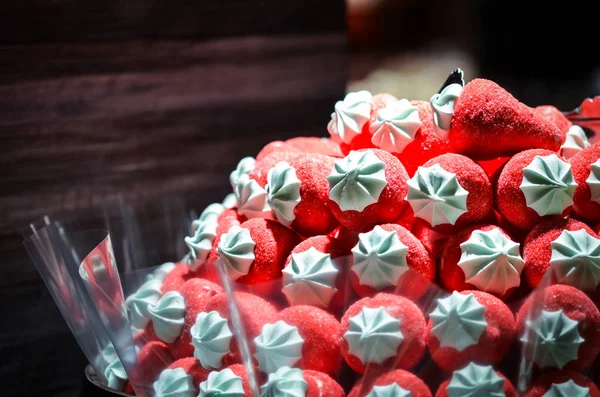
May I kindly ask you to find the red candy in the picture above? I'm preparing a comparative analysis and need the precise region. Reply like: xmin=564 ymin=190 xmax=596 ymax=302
xmin=205 ymin=291 xmax=279 ymax=363
xmin=340 ymin=293 xmax=426 ymax=373
xmin=285 ymin=136 xmax=344 ymax=158
xmin=303 ymin=370 xmax=345 ymax=397
xmin=170 ymin=278 xmax=223 ymax=359
xmin=496 ymin=149 xmax=573 ymax=230
xmin=137 ymin=340 xmax=174 ymax=383
xmin=449 ymin=78 xmax=562 ymax=159
xmin=250 ymin=151 xmax=302 ymax=188
xmin=534 ymin=105 xmax=572 ymax=139
xmin=168 ymin=357 xmax=211 ymax=389
xmin=279 ymin=305 xmax=342 ymax=377
xmin=349 ymin=223 xmax=435 ymax=301
xmin=439 ymin=224 xmax=523 ymax=300
xmin=571 ymin=144 xmax=600 ymax=222
xmin=409 ymin=153 xmax=493 ymax=233
xmin=394 ymin=100 xmax=452 ymax=177
xmin=336 ymin=93 xmax=398 ymax=154
xmin=427 ymin=290 xmax=516 ymax=372
xmin=161 ymin=263 xmax=193 ymax=293
xmin=282 ymin=235 xmax=353 ymax=314
xmin=218 ymin=218 xmax=300 ymax=297
xmin=516 ymin=284 xmax=600 ymax=371
xmin=328 ymin=149 xmax=410 ymax=232
xmin=522 ymin=370 xmax=600 ymax=397
xmin=269 ymin=153 xmax=339 ymax=237
xmin=522 ymin=217 xmax=596 ymax=289
xmin=349 ymin=369 xmax=432 ymax=397
xmin=256 ymin=140 xmax=302 ymax=161
xmin=434 ymin=366 xmax=517 ymax=397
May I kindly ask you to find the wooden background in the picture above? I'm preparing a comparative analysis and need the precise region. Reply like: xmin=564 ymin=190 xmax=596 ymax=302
xmin=0 ymin=1 xmax=347 ymax=396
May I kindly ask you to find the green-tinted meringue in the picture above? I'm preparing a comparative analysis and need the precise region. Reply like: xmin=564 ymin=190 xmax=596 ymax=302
xmin=446 ymin=363 xmax=505 ymax=397
xmin=562 ymin=125 xmax=590 ymax=160
xmin=430 ymin=83 xmax=463 ymax=140
xmin=254 ymin=320 xmax=304 ymax=374
xmin=185 ymin=219 xmax=218 ymax=270
xmin=365 ymin=383 xmax=412 ymax=397
xmin=282 ymin=247 xmax=339 ymax=308
xmin=222 ymin=193 xmax=238 ymax=209
xmin=149 ymin=262 xmax=177 ymax=283
xmin=191 ymin=311 xmax=233 ymax=369
xmin=520 ymin=154 xmax=577 ymax=216
xmin=520 ymin=309 xmax=584 ymax=369
xmin=327 ymin=90 xmax=373 ymax=144
xmin=543 ymin=380 xmax=591 ymax=397
xmin=327 ymin=150 xmax=387 ymax=212
xmin=429 ymin=291 xmax=487 ymax=352
xmin=458 ymin=228 xmax=524 ymax=295
xmin=148 ymin=291 xmax=186 ymax=343
xmin=405 ymin=164 xmax=469 ymax=227
xmin=198 ymin=203 xmax=226 ymax=225
xmin=230 ymin=157 xmax=256 ymax=189
xmin=199 ymin=368 xmax=245 ymax=397
xmin=94 ymin=342 xmax=119 ymax=374
xmin=266 ymin=161 xmax=302 ymax=226
xmin=586 ymin=159 xmax=600 ymax=204
xmin=217 ymin=226 xmax=256 ymax=281
xmin=104 ymin=358 xmax=128 ymax=392
xmin=153 ymin=368 xmax=197 ymax=397
xmin=369 ymin=98 xmax=421 ymax=153
xmin=344 ymin=306 xmax=404 ymax=365
xmin=234 ymin=174 xmax=272 ymax=219
xmin=126 ymin=278 xmax=163 ymax=329
xmin=351 ymin=225 xmax=408 ymax=290
xmin=260 ymin=366 xmax=307 ymax=397
xmin=550 ymin=229 xmax=600 ymax=291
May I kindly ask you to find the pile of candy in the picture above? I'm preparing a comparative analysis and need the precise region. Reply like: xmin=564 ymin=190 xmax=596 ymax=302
xmin=122 ymin=73 xmax=600 ymax=396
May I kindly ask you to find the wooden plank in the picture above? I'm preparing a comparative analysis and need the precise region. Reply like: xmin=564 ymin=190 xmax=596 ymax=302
xmin=0 ymin=35 xmax=344 ymax=84
xmin=0 ymin=1 xmax=345 ymax=45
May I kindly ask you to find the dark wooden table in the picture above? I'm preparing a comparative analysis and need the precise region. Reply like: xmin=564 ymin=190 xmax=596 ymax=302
xmin=0 ymin=2 xmax=347 ymax=395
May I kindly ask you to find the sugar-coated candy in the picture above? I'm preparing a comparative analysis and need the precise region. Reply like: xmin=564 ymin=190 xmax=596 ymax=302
xmin=327 ymin=148 xmax=409 ymax=232
xmin=204 ymin=292 xmax=279 ymax=366
xmin=340 ymin=293 xmax=426 ymax=373
xmin=517 ymin=284 xmax=600 ymax=371
xmin=427 ymin=290 xmax=515 ymax=372
xmin=161 ymin=263 xmax=193 ymax=293
xmin=165 ymin=357 xmax=211 ymax=390
xmin=349 ymin=369 xmax=432 ymax=397
xmin=439 ymin=224 xmax=524 ymax=299
xmin=405 ymin=153 xmax=492 ymax=233
xmin=216 ymin=218 xmax=300 ymax=297
xmin=282 ymin=235 xmax=352 ymax=313
xmin=137 ymin=340 xmax=174 ymax=384
xmin=266 ymin=153 xmax=339 ymax=236
xmin=522 ymin=370 xmax=600 ymax=397
xmin=349 ymin=223 xmax=435 ymax=301
xmin=285 ymin=136 xmax=344 ymax=158
xmin=169 ymin=278 xmax=223 ymax=359
xmin=278 ymin=305 xmax=342 ymax=377
xmin=448 ymin=78 xmax=562 ymax=159
xmin=522 ymin=217 xmax=599 ymax=290
xmin=259 ymin=366 xmax=344 ymax=397
xmin=328 ymin=91 xmax=396 ymax=153
xmin=393 ymin=100 xmax=452 ymax=176
xmin=256 ymin=140 xmax=302 ymax=161
xmin=571 ymin=144 xmax=600 ymax=222
xmin=496 ymin=149 xmax=577 ymax=230
xmin=434 ymin=362 xmax=517 ymax=397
